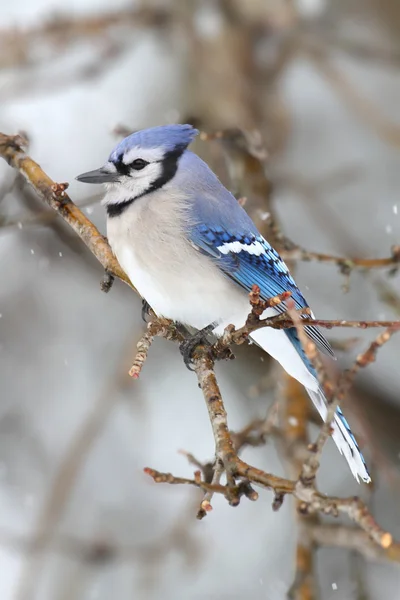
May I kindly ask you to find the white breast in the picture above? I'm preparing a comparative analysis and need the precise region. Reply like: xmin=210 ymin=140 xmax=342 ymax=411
xmin=106 ymin=190 xmax=248 ymax=330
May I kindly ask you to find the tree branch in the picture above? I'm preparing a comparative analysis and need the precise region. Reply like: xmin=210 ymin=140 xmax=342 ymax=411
xmin=281 ymin=244 xmax=400 ymax=272
xmin=0 ymin=132 xmax=131 ymax=288
xmin=144 ymin=321 xmax=397 ymax=553
xmin=310 ymin=524 xmax=400 ymax=564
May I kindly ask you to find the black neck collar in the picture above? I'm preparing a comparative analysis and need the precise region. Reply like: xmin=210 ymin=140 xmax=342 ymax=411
xmin=106 ymin=198 xmax=135 ymax=218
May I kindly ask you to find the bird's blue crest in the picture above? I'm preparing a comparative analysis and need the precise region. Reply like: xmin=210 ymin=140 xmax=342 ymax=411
xmin=109 ymin=124 xmax=199 ymax=162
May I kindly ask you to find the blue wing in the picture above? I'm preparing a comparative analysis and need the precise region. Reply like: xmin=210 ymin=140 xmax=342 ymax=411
xmin=192 ymin=223 xmax=307 ymax=306
xmin=189 ymin=222 xmax=334 ymax=358
xmin=179 ymin=153 xmax=334 ymax=357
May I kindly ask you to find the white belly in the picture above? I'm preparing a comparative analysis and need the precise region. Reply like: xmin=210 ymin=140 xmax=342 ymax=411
xmin=107 ymin=208 xmax=249 ymax=330
xmin=117 ymin=242 xmax=250 ymax=328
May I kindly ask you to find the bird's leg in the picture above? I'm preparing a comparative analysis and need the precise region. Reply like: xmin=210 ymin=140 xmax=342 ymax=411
xmin=141 ymin=299 xmax=152 ymax=322
xmin=179 ymin=324 xmax=215 ymax=371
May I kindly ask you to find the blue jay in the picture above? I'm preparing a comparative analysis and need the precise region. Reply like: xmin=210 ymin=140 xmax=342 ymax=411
xmin=76 ymin=124 xmax=370 ymax=483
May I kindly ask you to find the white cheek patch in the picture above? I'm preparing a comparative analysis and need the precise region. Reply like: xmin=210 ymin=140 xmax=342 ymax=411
xmin=102 ymin=162 xmax=163 ymax=206
xmin=133 ymin=162 xmax=162 ymax=193
xmin=122 ymin=146 xmax=164 ymax=165
xmin=217 ymin=240 xmax=266 ymax=256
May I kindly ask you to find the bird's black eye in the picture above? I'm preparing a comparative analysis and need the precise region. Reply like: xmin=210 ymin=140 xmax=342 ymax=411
xmin=131 ymin=158 xmax=148 ymax=171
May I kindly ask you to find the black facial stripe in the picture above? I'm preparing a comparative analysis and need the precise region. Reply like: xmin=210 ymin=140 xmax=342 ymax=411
xmin=107 ymin=145 xmax=186 ymax=218
xmin=145 ymin=145 xmax=185 ymax=195
xmin=114 ymin=158 xmax=131 ymax=176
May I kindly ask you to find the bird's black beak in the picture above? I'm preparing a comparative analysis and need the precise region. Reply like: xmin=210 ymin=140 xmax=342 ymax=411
xmin=75 ymin=167 xmax=119 ymax=184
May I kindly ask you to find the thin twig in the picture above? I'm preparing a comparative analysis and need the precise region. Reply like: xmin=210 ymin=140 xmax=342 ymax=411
xmin=281 ymin=244 xmax=400 ymax=272
xmin=129 ymin=322 xmax=157 ymax=378
xmin=198 ymin=459 xmax=225 ymax=519
xmin=145 ymin=461 xmax=394 ymax=550
xmin=0 ymin=132 xmax=131 ymax=287
xmin=255 ymin=206 xmax=400 ymax=273
xmin=310 ymin=523 xmax=400 ymax=564
xmin=179 ymin=406 xmax=280 ymax=520
xmin=233 ymin=315 xmax=400 ymax=340
xmin=193 ymin=352 xmax=241 ymax=491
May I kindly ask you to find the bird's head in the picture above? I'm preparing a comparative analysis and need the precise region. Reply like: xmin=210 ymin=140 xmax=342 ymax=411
xmin=76 ymin=124 xmax=198 ymax=213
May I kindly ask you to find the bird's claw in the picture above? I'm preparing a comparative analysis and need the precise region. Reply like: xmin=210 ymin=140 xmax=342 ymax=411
xmin=141 ymin=299 xmax=151 ymax=322
xmin=179 ymin=325 xmax=215 ymax=371
xmin=179 ymin=335 xmax=212 ymax=371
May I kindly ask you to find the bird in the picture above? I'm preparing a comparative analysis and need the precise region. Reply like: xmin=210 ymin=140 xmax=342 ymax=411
xmin=76 ymin=123 xmax=370 ymax=483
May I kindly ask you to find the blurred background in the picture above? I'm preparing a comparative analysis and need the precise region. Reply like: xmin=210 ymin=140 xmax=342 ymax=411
xmin=1 ymin=0 xmax=400 ymax=598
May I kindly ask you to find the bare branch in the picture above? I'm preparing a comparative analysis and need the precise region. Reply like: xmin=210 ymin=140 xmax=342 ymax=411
xmin=233 ymin=314 xmax=400 ymax=339
xmin=145 ymin=459 xmax=395 ymax=552
xmin=281 ymin=244 xmax=400 ymax=272
xmin=129 ymin=322 xmax=157 ymax=379
xmin=141 ymin=312 xmax=397 ymax=553
xmin=310 ymin=524 xmax=400 ymax=564
xmin=0 ymin=132 xmax=131 ymax=288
